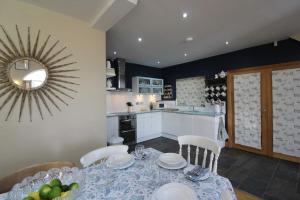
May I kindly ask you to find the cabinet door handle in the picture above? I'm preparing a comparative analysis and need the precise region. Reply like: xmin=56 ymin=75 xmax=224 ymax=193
xmin=121 ymin=129 xmax=135 ymax=133
xmin=120 ymin=119 xmax=132 ymax=122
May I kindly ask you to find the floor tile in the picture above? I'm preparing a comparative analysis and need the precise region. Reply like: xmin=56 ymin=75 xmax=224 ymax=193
xmin=264 ymin=177 xmax=300 ymax=200
xmin=274 ymin=160 xmax=299 ymax=183
xmin=224 ymin=167 xmax=250 ymax=187
xmin=239 ymin=177 xmax=268 ymax=197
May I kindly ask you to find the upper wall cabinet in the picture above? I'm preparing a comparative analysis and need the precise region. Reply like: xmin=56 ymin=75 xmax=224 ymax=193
xmin=132 ymin=76 xmax=164 ymax=94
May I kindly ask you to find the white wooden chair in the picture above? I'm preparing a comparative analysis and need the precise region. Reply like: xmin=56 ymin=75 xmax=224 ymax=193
xmin=80 ymin=145 xmax=128 ymax=168
xmin=178 ymin=135 xmax=221 ymax=174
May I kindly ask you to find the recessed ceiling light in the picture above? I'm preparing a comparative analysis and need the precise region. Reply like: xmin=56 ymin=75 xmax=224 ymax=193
xmin=184 ymin=53 xmax=188 ymax=57
xmin=157 ymin=61 xmax=160 ymax=64
xmin=182 ymin=12 xmax=188 ymax=18
xmin=225 ymin=41 xmax=229 ymax=45
xmin=185 ymin=37 xmax=194 ymax=42
xmin=138 ymin=37 xmax=142 ymax=42
xmin=113 ymin=51 xmax=117 ymax=55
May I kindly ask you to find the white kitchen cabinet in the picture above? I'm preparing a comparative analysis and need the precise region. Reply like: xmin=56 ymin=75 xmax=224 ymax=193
xmin=151 ymin=112 xmax=162 ymax=134
xmin=180 ymin=114 xmax=193 ymax=136
xmin=192 ymin=115 xmax=217 ymax=140
xmin=162 ymin=112 xmax=182 ymax=138
xmin=162 ymin=112 xmax=223 ymax=146
xmin=162 ymin=112 xmax=192 ymax=138
xmin=132 ymin=76 xmax=164 ymax=94
xmin=107 ymin=116 xmax=119 ymax=141
xmin=137 ymin=112 xmax=162 ymax=142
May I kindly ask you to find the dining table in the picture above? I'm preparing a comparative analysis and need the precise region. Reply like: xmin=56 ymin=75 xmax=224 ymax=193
xmin=0 ymin=148 xmax=236 ymax=200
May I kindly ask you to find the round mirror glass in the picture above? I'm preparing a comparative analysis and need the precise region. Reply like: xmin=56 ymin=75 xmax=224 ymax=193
xmin=9 ymin=59 xmax=48 ymax=90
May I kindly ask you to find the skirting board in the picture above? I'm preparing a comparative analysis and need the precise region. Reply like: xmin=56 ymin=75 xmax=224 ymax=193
xmin=161 ymin=133 xmax=177 ymax=141
xmin=137 ymin=133 xmax=162 ymax=143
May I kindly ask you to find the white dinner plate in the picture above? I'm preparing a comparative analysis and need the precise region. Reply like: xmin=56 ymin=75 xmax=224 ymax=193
xmin=107 ymin=154 xmax=135 ymax=169
xmin=156 ymin=159 xmax=187 ymax=170
xmin=159 ymin=153 xmax=185 ymax=166
xmin=151 ymin=182 xmax=198 ymax=200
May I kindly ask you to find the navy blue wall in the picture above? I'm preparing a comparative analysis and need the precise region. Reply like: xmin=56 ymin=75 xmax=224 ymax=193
xmin=162 ymin=39 xmax=300 ymax=99
xmin=125 ymin=62 xmax=162 ymax=88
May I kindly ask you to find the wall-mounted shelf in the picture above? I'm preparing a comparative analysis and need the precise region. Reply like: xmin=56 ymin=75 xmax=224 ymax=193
xmin=106 ymin=88 xmax=117 ymax=91
xmin=205 ymin=77 xmax=227 ymax=104
xmin=106 ymin=67 xmax=116 ymax=78
xmin=162 ymin=85 xmax=173 ymax=100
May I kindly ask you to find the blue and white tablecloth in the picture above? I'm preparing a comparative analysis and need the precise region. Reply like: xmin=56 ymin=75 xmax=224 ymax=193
xmin=0 ymin=148 xmax=236 ymax=200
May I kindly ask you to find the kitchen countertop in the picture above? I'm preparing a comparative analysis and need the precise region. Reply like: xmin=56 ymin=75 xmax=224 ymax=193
xmin=107 ymin=109 xmax=224 ymax=117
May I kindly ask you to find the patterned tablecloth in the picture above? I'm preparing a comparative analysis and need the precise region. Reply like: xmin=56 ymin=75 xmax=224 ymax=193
xmin=0 ymin=148 xmax=236 ymax=200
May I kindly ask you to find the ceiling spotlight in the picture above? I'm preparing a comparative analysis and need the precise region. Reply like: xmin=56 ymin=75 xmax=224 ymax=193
xmin=157 ymin=61 xmax=160 ymax=64
xmin=182 ymin=12 xmax=188 ymax=18
xmin=113 ymin=51 xmax=117 ymax=55
xmin=225 ymin=41 xmax=229 ymax=45
xmin=185 ymin=37 xmax=194 ymax=42
xmin=138 ymin=37 xmax=143 ymax=42
xmin=184 ymin=53 xmax=188 ymax=57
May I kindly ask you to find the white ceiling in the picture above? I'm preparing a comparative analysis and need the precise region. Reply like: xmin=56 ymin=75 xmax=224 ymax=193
xmin=19 ymin=0 xmax=138 ymax=31
xmin=107 ymin=0 xmax=300 ymax=68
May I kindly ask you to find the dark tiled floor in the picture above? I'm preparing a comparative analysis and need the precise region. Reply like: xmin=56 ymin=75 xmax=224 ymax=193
xmin=130 ymin=137 xmax=300 ymax=200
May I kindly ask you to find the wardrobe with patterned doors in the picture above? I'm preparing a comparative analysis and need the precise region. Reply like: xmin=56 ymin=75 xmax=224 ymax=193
xmin=227 ymin=61 xmax=300 ymax=163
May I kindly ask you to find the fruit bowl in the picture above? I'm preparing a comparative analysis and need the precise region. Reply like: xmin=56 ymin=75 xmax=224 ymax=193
xmin=7 ymin=167 xmax=85 ymax=200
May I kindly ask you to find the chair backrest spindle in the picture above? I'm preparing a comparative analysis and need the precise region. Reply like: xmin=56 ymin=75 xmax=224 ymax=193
xmin=187 ymin=145 xmax=191 ymax=164
xmin=195 ymin=147 xmax=199 ymax=165
xmin=202 ymin=148 xmax=207 ymax=168
xmin=208 ymin=152 xmax=214 ymax=172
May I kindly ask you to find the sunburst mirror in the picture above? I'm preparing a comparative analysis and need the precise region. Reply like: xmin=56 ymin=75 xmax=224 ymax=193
xmin=0 ymin=25 xmax=79 ymax=122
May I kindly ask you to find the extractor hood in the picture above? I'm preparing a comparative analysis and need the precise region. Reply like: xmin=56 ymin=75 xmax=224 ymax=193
xmin=114 ymin=58 xmax=131 ymax=91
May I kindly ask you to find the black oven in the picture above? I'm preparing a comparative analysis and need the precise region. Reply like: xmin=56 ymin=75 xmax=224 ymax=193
xmin=119 ymin=114 xmax=136 ymax=145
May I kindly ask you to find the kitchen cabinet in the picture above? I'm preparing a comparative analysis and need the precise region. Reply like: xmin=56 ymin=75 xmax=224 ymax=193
xmin=162 ymin=112 xmax=192 ymax=137
xmin=137 ymin=112 xmax=162 ymax=142
xmin=180 ymin=114 xmax=193 ymax=136
xmin=192 ymin=115 xmax=217 ymax=139
xmin=151 ymin=112 xmax=162 ymax=134
xmin=162 ymin=112 xmax=221 ymax=143
xmin=132 ymin=76 xmax=164 ymax=94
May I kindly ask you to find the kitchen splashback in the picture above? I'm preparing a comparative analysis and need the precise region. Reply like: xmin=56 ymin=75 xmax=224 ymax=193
xmin=176 ymin=76 xmax=206 ymax=106
xmin=106 ymin=92 xmax=161 ymax=113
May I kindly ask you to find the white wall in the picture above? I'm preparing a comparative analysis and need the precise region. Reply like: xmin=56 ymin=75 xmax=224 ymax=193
xmin=0 ymin=0 xmax=106 ymax=178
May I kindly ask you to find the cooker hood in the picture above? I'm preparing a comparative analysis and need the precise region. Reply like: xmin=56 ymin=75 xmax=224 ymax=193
xmin=114 ymin=58 xmax=131 ymax=91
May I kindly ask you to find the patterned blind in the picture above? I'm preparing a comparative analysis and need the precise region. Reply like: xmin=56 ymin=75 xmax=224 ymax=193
xmin=176 ymin=76 xmax=206 ymax=106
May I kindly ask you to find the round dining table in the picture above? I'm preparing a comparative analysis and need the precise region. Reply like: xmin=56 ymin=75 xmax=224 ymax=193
xmin=0 ymin=148 xmax=236 ymax=200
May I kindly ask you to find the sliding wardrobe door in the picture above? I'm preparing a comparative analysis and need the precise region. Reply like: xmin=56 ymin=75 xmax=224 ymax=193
xmin=272 ymin=68 xmax=300 ymax=159
xmin=233 ymin=73 xmax=262 ymax=150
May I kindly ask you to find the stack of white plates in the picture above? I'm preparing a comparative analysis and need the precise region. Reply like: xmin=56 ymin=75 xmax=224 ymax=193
xmin=106 ymin=153 xmax=135 ymax=169
xmin=151 ymin=183 xmax=197 ymax=200
xmin=156 ymin=153 xmax=187 ymax=169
